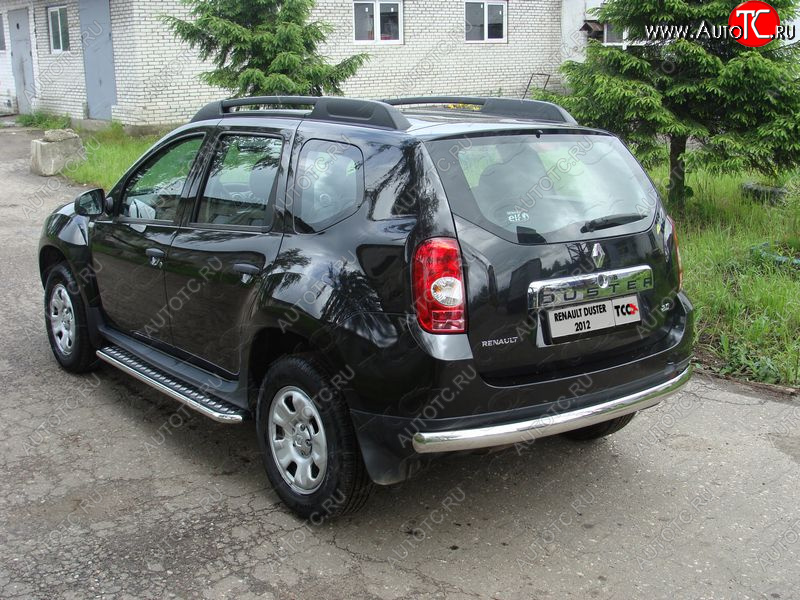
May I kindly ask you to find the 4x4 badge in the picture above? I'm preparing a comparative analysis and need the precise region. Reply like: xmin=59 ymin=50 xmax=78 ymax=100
xmin=591 ymin=243 xmax=606 ymax=269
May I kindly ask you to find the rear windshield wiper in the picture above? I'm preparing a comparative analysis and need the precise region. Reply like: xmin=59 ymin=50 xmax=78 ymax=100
xmin=580 ymin=213 xmax=647 ymax=233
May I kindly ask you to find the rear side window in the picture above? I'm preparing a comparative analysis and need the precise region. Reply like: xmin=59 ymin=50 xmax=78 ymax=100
xmin=195 ymin=135 xmax=282 ymax=228
xmin=293 ymin=140 xmax=364 ymax=233
xmin=426 ymin=134 xmax=658 ymax=244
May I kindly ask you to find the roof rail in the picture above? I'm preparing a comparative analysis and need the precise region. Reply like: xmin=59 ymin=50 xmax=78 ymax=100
xmin=191 ymin=96 xmax=411 ymax=130
xmin=381 ymin=96 xmax=578 ymax=124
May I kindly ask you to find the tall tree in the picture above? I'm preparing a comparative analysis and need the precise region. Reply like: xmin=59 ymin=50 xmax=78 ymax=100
xmin=537 ymin=1 xmax=800 ymax=206
xmin=164 ymin=0 xmax=368 ymax=97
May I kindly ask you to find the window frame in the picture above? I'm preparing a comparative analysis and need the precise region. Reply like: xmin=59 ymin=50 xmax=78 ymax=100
xmin=0 ymin=13 xmax=7 ymax=52
xmin=352 ymin=0 xmax=404 ymax=45
xmin=47 ymin=6 xmax=70 ymax=54
xmin=116 ymin=133 xmax=207 ymax=225
xmin=189 ymin=132 xmax=285 ymax=233
xmin=292 ymin=138 xmax=366 ymax=234
xmin=602 ymin=23 xmax=624 ymax=47
xmin=602 ymin=24 xmax=643 ymax=49
xmin=464 ymin=0 xmax=507 ymax=44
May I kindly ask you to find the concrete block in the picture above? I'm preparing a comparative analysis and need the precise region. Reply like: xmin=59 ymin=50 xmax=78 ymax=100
xmin=30 ymin=129 xmax=85 ymax=177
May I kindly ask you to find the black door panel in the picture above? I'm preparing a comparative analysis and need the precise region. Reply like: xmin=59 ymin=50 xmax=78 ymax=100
xmin=91 ymin=134 xmax=209 ymax=343
xmin=165 ymin=232 xmax=281 ymax=374
xmin=164 ymin=125 xmax=292 ymax=374
xmin=92 ymin=223 xmax=175 ymax=340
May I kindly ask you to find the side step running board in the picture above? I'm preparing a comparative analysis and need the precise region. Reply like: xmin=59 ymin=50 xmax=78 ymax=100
xmin=96 ymin=346 xmax=247 ymax=424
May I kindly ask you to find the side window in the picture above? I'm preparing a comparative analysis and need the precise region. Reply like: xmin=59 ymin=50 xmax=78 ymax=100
xmin=195 ymin=135 xmax=283 ymax=228
xmin=294 ymin=140 xmax=364 ymax=233
xmin=48 ymin=6 xmax=70 ymax=53
xmin=121 ymin=137 xmax=203 ymax=222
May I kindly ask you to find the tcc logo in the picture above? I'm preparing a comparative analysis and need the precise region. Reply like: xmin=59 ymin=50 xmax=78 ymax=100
xmin=615 ymin=302 xmax=639 ymax=317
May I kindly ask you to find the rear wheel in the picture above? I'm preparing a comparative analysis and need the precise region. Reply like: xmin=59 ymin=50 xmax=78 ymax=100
xmin=256 ymin=355 xmax=373 ymax=518
xmin=44 ymin=263 xmax=98 ymax=373
xmin=563 ymin=414 xmax=636 ymax=441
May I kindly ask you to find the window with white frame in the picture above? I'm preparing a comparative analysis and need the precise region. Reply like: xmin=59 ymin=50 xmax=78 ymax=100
xmin=0 ymin=14 xmax=6 ymax=51
xmin=48 ymin=6 xmax=70 ymax=53
xmin=602 ymin=23 xmax=642 ymax=49
xmin=353 ymin=1 xmax=402 ymax=43
xmin=465 ymin=1 xmax=507 ymax=42
xmin=603 ymin=23 xmax=624 ymax=46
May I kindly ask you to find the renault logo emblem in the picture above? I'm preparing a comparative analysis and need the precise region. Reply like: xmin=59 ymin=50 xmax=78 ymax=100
xmin=591 ymin=243 xmax=606 ymax=269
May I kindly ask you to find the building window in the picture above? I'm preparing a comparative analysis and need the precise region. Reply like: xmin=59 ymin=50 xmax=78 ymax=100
xmin=48 ymin=6 xmax=70 ymax=53
xmin=0 ymin=14 xmax=6 ymax=51
xmin=353 ymin=1 xmax=402 ymax=43
xmin=465 ymin=1 xmax=507 ymax=43
xmin=603 ymin=23 xmax=624 ymax=46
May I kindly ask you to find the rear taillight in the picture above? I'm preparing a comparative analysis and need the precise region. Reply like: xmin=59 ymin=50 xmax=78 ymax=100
xmin=668 ymin=216 xmax=683 ymax=290
xmin=412 ymin=238 xmax=466 ymax=333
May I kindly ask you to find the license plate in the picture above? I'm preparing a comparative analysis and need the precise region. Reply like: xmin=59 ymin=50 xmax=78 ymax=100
xmin=547 ymin=295 xmax=641 ymax=340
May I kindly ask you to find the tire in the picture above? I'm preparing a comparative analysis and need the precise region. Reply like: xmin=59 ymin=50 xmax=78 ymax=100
xmin=256 ymin=354 xmax=373 ymax=518
xmin=44 ymin=262 xmax=98 ymax=373
xmin=563 ymin=414 xmax=636 ymax=441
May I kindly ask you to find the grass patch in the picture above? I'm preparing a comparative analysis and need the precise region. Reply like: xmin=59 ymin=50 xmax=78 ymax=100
xmin=652 ymin=165 xmax=800 ymax=387
xmin=17 ymin=111 xmax=71 ymax=130
xmin=66 ymin=123 xmax=162 ymax=190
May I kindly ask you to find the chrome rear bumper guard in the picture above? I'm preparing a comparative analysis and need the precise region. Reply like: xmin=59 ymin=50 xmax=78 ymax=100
xmin=412 ymin=366 xmax=692 ymax=454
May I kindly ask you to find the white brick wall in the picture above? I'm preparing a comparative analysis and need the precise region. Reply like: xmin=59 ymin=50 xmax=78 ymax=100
xmin=109 ymin=0 xmax=222 ymax=125
xmin=0 ymin=9 xmax=14 ymax=113
xmin=0 ymin=0 xmax=569 ymax=124
xmin=30 ymin=1 xmax=87 ymax=117
xmin=312 ymin=0 xmax=564 ymax=98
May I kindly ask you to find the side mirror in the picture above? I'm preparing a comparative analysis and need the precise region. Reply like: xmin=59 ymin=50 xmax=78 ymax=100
xmin=74 ymin=189 xmax=106 ymax=217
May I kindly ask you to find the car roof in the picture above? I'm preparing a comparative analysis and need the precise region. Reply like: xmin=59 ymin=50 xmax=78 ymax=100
xmin=185 ymin=96 xmax=610 ymax=142
xmin=400 ymin=109 xmax=610 ymax=139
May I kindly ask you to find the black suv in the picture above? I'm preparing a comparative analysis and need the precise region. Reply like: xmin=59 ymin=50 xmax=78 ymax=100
xmin=39 ymin=96 xmax=693 ymax=517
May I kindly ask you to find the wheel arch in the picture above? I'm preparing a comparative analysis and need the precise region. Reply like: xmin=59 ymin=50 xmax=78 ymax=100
xmin=39 ymin=245 xmax=68 ymax=286
xmin=245 ymin=326 xmax=348 ymax=412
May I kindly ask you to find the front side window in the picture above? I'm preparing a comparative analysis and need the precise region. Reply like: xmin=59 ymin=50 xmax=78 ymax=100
xmin=293 ymin=140 xmax=364 ymax=233
xmin=427 ymin=134 xmax=658 ymax=244
xmin=48 ymin=6 xmax=70 ymax=53
xmin=121 ymin=136 xmax=204 ymax=222
xmin=194 ymin=135 xmax=283 ymax=228
xmin=465 ymin=1 xmax=506 ymax=42
xmin=354 ymin=1 xmax=402 ymax=43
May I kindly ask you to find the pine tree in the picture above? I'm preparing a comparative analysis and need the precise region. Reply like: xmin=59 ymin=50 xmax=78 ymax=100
xmin=164 ymin=0 xmax=368 ymax=97
xmin=537 ymin=1 xmax=800 ymax=207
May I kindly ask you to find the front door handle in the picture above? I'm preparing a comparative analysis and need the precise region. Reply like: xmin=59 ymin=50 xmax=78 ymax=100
xmin=232 ymin=263 xmax=261 ymax=276
xmin=146 ymin=248 xmax=165 ymax=269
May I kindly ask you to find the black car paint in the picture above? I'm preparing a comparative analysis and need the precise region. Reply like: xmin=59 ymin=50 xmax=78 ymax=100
xmin=39 ymin=113 xmax=693 ymax=485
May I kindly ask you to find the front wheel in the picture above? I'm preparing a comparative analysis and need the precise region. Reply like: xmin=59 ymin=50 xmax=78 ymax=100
xmin=256 ymin=355 xmax=373 ymax=518
xmin=563 ymin=414 xmax=636 ymax=441
xmin=44 ymin=263 xmax=98 ymax=373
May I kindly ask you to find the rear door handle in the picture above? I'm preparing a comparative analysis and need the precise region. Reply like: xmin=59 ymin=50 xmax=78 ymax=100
xmin=233 ymin=263 xmax=262 ymax=276
xmin=146 ymin=248 xmax=165 ymax=269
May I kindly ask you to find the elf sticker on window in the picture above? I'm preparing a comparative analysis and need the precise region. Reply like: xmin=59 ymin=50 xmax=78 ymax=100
xmin=507 ymin=209 xmax=530 ymax=224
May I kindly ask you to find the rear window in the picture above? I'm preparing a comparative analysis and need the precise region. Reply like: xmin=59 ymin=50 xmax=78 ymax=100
xmin=426 ymin=134 xmax=658 ymax=244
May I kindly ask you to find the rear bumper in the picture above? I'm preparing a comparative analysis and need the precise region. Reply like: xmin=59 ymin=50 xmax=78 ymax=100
xmin=412 ymin=366 xmax=692 ymax=453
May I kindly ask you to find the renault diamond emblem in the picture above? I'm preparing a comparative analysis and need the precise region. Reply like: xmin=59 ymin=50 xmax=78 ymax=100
xmin=591 ymin=243 xmax=606 ymax=269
